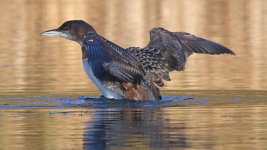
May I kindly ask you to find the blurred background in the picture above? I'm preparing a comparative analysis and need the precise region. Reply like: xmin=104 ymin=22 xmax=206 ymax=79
xmin=0 ymin=0 xmax=266 ymax=96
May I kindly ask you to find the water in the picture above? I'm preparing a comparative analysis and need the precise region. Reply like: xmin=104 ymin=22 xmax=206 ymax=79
xmin=0 ymin=0 xmax=267 ymax=149
xmin=0 ymin=99 xmax=267 ymax=150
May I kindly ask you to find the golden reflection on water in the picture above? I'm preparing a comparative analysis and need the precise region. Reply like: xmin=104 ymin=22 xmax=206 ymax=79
xmin=0 ymin=0 xmax=267 ymax=95
xmin=0 ymin=109 xmax=92 ymax=150
xmin=0 ymin=106 xmax=266 ymax=150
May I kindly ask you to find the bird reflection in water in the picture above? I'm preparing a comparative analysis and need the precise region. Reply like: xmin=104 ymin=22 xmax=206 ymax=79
xmin=83 ymin=108 xmax=188 ymax=149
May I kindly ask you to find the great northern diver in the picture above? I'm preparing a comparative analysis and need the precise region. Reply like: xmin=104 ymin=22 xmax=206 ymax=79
xmin=42 ymin=20 xmax=235 ymax=100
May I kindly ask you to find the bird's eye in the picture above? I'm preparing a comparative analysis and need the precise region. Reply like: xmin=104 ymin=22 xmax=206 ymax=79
xmin=64 ymin=27 xmax=69 ymax=32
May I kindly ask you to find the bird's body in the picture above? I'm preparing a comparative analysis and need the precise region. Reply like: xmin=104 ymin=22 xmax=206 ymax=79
xmin=42 ymin=20 xmax=235 ymax=100
xmin=81 ymin=32 xmax=161 ymax=100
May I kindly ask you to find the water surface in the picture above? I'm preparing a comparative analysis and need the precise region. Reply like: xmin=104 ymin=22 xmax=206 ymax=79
xmin=0 ymin=100 xmax=267 ymax=150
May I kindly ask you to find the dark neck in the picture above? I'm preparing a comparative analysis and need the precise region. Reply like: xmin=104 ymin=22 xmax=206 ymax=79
xmin=81 ymin=46 xmax=89 ymax=59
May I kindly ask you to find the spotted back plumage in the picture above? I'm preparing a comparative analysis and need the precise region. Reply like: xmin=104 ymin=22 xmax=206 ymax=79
xmin=127 ymin=47 xmax=170 ymax=86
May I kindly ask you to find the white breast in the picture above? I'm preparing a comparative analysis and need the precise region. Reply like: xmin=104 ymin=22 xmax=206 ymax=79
xmin=82 ymin=58 xmax=123 ymax=99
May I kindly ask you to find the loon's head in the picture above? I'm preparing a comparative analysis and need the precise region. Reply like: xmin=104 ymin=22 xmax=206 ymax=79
xmin=42 ymin=20 xmax=95 ymax=45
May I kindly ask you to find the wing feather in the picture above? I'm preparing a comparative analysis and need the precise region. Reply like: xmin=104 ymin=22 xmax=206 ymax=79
xmin=83 ymin=32 xmax=144 ymax=83
xmin=175 ymin=32 xmax=235 ymax=55
xmin=146 ymin=28 xmax=235 ymax=72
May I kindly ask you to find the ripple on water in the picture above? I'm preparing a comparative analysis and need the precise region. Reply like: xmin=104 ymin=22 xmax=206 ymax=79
xmin=0 ymin=95 xmax=266 ymax=109
xmin=0 ymin=96 xmax=202 ymax=109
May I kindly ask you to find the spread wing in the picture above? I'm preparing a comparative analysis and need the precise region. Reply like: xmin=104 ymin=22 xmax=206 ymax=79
xmin=83 ymin=32 xmax=144 ymax=82
xmin=146 ymin=27 xmax=235 ymax=71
